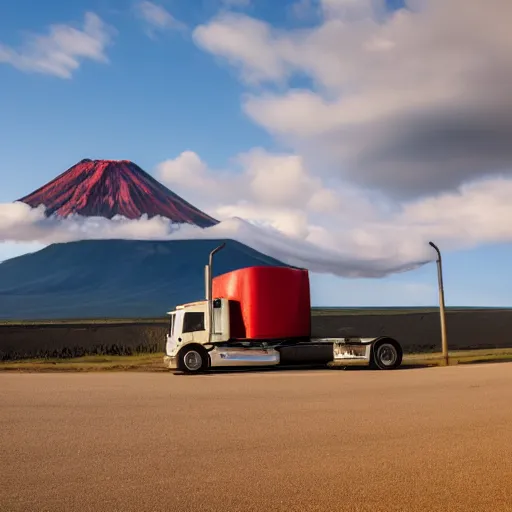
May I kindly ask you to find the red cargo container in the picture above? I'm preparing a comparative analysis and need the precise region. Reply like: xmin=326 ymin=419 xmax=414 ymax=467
xmin=211 ymin=266 xmax=311 ymax=340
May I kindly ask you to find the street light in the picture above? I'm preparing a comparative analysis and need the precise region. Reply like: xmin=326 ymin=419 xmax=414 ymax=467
xmin=429 ymin=241 xmax=449 ymax=366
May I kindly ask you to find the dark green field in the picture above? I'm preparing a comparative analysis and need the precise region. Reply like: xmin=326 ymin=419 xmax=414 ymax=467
xmin=2 ymin=307 xmax=512 ymax=361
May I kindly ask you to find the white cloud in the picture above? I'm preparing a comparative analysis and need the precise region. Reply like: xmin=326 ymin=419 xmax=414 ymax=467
xmin=217 ymin=203 xmax=312 ymax=240
xmin=0 ymin=12 xmax=114 ymax=78
xmin=135 ymin=1 xmax=186 ymax=34
xmin=237 ymin=148 xmax=325 ymax=209
xmin=192 ymin=14 xmax=289 ymax=84
xmin=157 ymin=150 xmax=209 ymax=184
xmin=0 ymin=201 xmax=423 ymax=278
xmin=192 ymin=0 xmax=512 ymax=198
xmin=156 ymin=150 xmax=244 ymax=203
xmin=156 ymin=148 xmax=341 ymax=234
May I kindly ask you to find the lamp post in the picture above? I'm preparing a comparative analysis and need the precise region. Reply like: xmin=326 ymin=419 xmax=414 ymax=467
xmin=429 ymin=241 xmax=449 ymax=366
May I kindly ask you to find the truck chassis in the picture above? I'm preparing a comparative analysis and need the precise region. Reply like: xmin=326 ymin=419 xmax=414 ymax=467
xmin=164 ymin=336 xmax=403 ymax=374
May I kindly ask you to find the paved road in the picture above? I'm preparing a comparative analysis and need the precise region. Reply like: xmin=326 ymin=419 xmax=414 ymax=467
xmin=2 ymin=364 xmax=512 ymax=512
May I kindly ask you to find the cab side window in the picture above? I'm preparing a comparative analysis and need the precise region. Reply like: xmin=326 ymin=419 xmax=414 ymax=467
xmin=182 ymin=312 xmax=205 ymax=333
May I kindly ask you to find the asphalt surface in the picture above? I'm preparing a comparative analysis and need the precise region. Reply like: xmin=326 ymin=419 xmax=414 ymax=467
xmin=2 ymin=364 xmax=512 ymax=512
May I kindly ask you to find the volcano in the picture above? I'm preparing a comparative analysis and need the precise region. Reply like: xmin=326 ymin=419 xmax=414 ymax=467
xmin=18 ymin=158 xmax=218 ymax=228
xmin=3 ymin=158 xmax=289 ymax=321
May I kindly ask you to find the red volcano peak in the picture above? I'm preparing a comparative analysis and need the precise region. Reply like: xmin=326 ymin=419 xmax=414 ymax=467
xmin=18 ymin=159 xmax=218 ymax=228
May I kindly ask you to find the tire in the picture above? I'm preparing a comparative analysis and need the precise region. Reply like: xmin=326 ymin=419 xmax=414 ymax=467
xmin=371 ymin=340 xmax=402 ymax=370
xmin=178 ymin=346 xmax=209 ymax=374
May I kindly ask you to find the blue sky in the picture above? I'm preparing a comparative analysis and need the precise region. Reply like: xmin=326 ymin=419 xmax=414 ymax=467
xmin=1 ymin=0 xmax=511 ymax=308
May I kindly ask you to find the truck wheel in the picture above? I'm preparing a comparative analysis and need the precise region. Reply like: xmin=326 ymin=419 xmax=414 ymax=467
xmin=371 ymin=340 xmax=402 ymax=370
xmin=179 ymin=346 xmax=209 ymax=374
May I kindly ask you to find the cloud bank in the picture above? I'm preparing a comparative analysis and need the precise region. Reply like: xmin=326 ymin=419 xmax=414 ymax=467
xmin=155 ymin=147 xmax=512 ymax=271
xmin=3 ymin=146 xmax=512 ymax=278
xmin=0 ymin=200 xmax=427 ymax=278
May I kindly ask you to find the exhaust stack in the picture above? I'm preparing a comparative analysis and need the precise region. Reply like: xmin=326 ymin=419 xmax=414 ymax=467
xmin=205 ymin=243 xmax=226 ymax=343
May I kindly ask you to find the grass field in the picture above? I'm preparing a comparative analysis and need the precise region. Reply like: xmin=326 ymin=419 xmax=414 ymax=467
xmin=2 ymin=348 xmax=512 ymax=372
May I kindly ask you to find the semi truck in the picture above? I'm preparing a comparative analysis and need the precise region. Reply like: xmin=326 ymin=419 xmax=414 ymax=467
xmin=164 ymin=243 xmax=403 ymax=374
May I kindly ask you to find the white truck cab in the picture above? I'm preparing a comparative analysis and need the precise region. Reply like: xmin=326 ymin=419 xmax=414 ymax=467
xmin=164 ymin=297 xmax=282 ymax=373
xmin=164 ymin=302 xmax=207 ymax=372
xmin=164 ymin=298 xmax=232 ymax=371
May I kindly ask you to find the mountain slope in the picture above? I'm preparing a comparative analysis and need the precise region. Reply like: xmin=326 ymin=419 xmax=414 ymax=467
xmin=18 ymin=158 xmax=218 ymax=228
xmin=0 ymin=238 xmax=288 ymax=320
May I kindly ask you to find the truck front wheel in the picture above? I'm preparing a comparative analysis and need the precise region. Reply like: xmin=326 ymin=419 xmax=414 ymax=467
xmin=371 ymin=339 xmax=402 ymax=370
xmin=179 ymin=346 xmax=209 ymax=374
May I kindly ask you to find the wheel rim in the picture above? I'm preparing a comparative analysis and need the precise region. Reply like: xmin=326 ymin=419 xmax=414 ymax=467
xmin=376 ymin=344 xmax=397 ymax=367
xmin=183 ymin=350 xmax=202 ymax=371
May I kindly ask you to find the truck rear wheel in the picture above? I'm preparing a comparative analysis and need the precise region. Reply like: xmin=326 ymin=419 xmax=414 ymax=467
xmin=371 ymin=340 xmax=402 ymax=370
xmin=179 ymin=346 xmax=209 ymax=374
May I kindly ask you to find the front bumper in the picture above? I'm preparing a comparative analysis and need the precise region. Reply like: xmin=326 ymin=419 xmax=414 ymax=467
xmin=163 ymin=355 xmax=178 ymax=370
